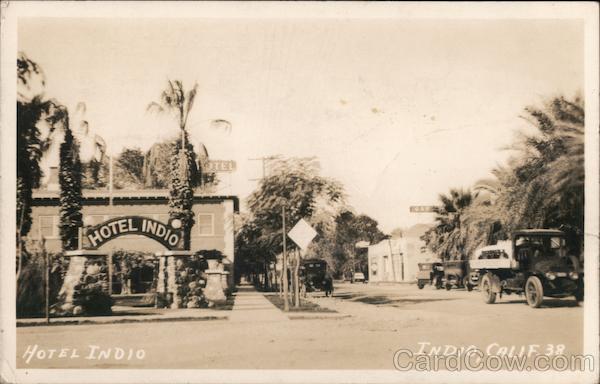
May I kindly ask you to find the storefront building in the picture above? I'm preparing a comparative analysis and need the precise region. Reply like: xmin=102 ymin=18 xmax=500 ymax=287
xmin=368 ymin=235 xmax=437 ymax=283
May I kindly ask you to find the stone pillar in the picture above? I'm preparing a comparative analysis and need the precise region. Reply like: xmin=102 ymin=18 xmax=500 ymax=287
xmin=51 ymin=250 xmax=111 ymax=316
xmin=204 ymin=258 xmax=226 ymax=305
xmin=157 ymin=250 xmax=190 ymax=308
xmin=221 ymin=257 xmax=234 ymax=293
xmin=220 ymin=271 xmax=230 ymax=295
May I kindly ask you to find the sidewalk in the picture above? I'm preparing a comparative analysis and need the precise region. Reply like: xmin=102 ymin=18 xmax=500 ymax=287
xmin=229 ymin=284 xmax=289 ymax=323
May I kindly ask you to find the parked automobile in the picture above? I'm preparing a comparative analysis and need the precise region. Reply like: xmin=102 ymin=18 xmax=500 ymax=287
xmin=352 ymin=272 xmax=366 ymax=283
xmin=443 ymin=260 xmax=473 ymax=291
xmin=300 ymin=259 xmax=328 ymax=292
xmin=416 ymin=262 xmax=444 ymax=289
xmin=470 ymin=229 xmax=583 ymax=308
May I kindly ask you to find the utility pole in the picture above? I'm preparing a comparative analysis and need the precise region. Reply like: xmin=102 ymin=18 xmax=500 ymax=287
xmin=387 ymin=238 xmax=397 ymax=282
xmin=282 ymin=205 xmax=289 ymax=312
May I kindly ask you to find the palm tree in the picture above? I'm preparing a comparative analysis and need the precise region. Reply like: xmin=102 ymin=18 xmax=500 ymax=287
xmin=147 ymin=80 xmax=198 ymax=148
xmin=501 ymin=95 xmax=584 ymax=253
xmin=147 ymin=80 xmax=200 ymax=249
xmin=466 ymin=95 xmax=584 ymax=256
xmin=16 ymin=52 xmax=70 ymax=274
xmin=423 ymin=188 xmax=472 ymax=260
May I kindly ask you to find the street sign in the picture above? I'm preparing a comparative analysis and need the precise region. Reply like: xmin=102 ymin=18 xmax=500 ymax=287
xmin=202 ymin=160 xmax=237 ymax=173
xmin=287 ymin=219 xmax=317 ymax=250
xmin=409 ymin=205 xmax=437 ymax=213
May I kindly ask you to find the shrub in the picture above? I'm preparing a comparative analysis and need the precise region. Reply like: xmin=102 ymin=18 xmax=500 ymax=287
xmin=16 ymin=251 xmax=65 ymax=318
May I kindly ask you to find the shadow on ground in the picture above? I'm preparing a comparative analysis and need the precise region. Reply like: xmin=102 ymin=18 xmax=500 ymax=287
xmin=494 ymin=298 xmax=580 ymax=308
xmin=333 ymin=293 xmax=455 ymax=306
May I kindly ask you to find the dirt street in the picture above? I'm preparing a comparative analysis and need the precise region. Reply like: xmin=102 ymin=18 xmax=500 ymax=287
xmin=17 ymin=283 xmax=582 ymax=369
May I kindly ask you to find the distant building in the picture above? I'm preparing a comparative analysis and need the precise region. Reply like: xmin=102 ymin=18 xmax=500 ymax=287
xmin=368 ymin=224 xmax=438 ymax=283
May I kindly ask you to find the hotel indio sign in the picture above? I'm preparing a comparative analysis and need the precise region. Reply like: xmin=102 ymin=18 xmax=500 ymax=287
xmin=83 ymin=216 xmax=184 ymax=250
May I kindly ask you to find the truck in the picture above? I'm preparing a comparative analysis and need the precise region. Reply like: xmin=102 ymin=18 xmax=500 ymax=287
xmin=469 ymin=229 xmax=583 ymax=308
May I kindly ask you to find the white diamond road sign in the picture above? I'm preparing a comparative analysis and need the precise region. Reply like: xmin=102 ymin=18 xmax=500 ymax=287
xmin=287 ymin=219 xmax=317 ymax=250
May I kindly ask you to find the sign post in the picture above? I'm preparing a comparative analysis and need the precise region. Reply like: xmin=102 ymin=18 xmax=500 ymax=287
xmin=287 ymin=219 xmax=318 ymax=307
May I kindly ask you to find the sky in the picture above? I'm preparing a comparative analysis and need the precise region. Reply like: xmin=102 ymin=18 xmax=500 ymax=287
xmin=18 ymin=18 xmax=583 ymax=232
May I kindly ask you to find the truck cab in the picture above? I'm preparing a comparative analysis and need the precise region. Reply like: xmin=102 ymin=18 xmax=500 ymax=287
xmin=469 ymin=229 xmax=583 ymax=308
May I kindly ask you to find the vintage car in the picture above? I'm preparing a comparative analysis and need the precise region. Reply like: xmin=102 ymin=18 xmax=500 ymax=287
xmin=442 ymin=260 xmax=473 ymax=291
xmin=352 ymin=272 xmax=367 ymax=283
xmin=300 ymin=258 xmax=328 ymax=292
xmin=469 ymin=229 xmax=583 ymax=308
xmin=416 ymin=262 xmax=444 ymax=289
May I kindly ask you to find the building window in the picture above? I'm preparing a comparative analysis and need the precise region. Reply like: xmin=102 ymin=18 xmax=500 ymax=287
xmin=89 ymin=215 xmax=106 ymax=226
xmin=197 ymin=213 xmax=214 ymax=236
xmin=39 ymin=216 xmax=58 ymax=238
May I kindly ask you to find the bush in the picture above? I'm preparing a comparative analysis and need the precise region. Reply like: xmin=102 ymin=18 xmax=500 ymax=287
xmin=16 ymin=251 xmax=65 ymax=318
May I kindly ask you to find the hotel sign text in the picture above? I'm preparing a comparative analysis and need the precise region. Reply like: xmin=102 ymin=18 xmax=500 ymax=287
xmin=204 ymin=160 xmax=236 ymax=173
xmin=84 ymin=216 xmax=183 ymax=250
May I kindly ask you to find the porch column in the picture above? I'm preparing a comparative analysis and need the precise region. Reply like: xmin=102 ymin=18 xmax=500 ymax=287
xmin=156 ymin=250 xmax=199 ymax=309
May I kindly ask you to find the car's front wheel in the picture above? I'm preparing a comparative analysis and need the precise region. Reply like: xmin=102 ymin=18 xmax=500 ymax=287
xmin=481 ymin=273 xmax=497 ymax=304
xmin=525 ymin=276 xmax=544 ymax=308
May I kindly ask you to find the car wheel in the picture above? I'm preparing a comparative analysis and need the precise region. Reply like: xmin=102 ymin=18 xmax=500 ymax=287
xmin=481 ymin=273 xmax=497 ymax=304
xmin=462 ymin=277 xmax=470 ymax=289
xmin=445 ymin=283 xmax=452 ymax=291
xmin=417 ymin=282 xmax=424 ymax=289
xmin=525 ymin=276 xmax=544 ymax=308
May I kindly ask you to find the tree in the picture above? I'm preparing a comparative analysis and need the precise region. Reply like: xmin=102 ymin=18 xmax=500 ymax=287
xmin=464 ymin=95 xmax=584 ymax=256
xmin=114 ymin=148 xmax=145 ymax=189
xmin=16 ymin=52 xmax=68 ymax=273
xmin=424 ymin=94 xmax=585 ymax=259
xmin=141 ymin=138 xmax=207 ymax=189
xmin=241 ymin=157 xmax=344 ymax=305
xmin=330 ymin=211 xmax=386 ymax=277
xmin=497 ymin=96 xmax=584 ymax=253
xmin=422 ymin=188 xmax=473 ymax=260
xmin=147 ymin=80 xmax=199 ymax=249
xmin=143 ymin=140 xmax=175 ymax=188
xmin=81 ymin=158 xmax=109 ymax=189
xmin=168 ymin=133 xmax=197 ymax=249
xmin=59 ymin=113 xmax=83 ymax=251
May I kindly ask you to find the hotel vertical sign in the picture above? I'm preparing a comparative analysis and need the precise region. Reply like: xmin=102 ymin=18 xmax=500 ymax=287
xmin=83 ymin=216 xmax=184 ymax=250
